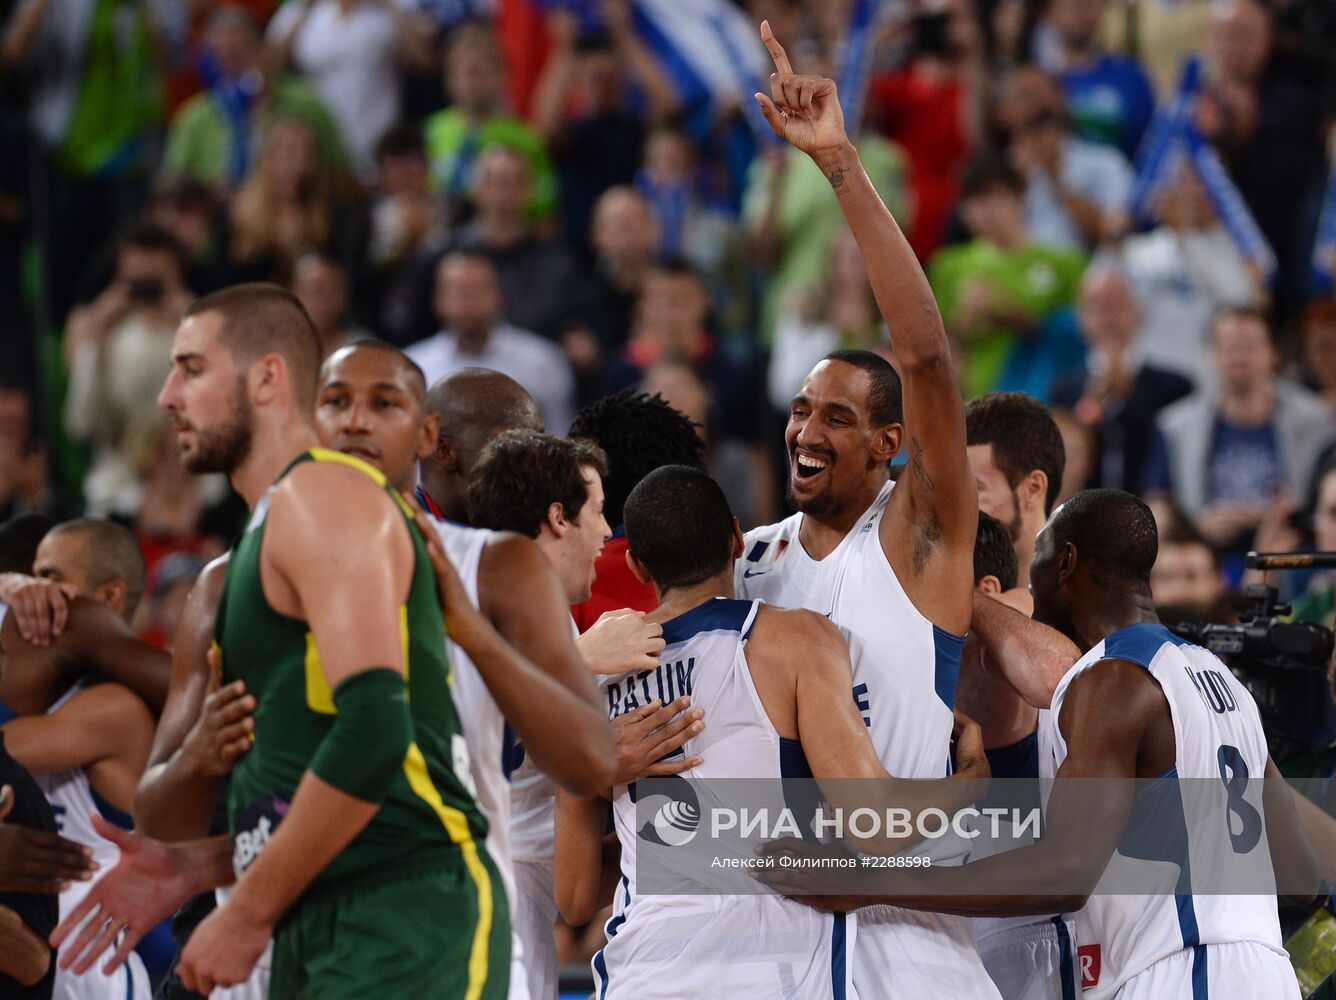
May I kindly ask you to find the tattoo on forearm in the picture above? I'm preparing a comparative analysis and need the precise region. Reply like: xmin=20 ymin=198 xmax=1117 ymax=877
xmin=827 ymin=167 xmax=845 ymax=190
xmin=910 ymin=437 xmax=935 ymax=492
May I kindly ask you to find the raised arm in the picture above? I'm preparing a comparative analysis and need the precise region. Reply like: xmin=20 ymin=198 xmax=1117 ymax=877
xmin=755 ymin=22 xmax=976 ymax=631
xmin=134 ymin=558 xmax=239 ymax=841
xmin=414 ymin=515 xmax=616 ymax=795
xmin=971 ymin=592 xmax=1080 ymax=709
xmin=54 ymin=599 xmax=171 ymax=712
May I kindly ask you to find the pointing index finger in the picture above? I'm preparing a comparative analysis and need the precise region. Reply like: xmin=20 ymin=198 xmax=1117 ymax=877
xmin=760 ymin=19 xmax=793 ymax=76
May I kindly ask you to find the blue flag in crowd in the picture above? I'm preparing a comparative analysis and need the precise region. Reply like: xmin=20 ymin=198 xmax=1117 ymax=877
xmin=835 ymin=0 xmax=876 ymax=137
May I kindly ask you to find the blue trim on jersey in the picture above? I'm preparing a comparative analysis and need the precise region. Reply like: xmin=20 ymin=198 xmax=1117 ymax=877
xmin=1051 ymin=916 xmax=1076 ymax=1000
xmin=0 ymin=696 xmax=16 ymax=725
xmin=592 ymin=877 xmax=631 ymax=999
xmin=1102 ymin=621 xmax=1191 ymax=669
xmin=780 ymin=738 xmax=822 ymax=840
xmin=1176 ymin=891 xmax=1201 ymax=949
xmin=985 ymin=729 xmax=1039 ymax=779
xmin=90 ymin=785 xmax=134 ymax=831
xmin=1190 ymin=943 xmax=1208 ymax=999
xmin=502 ymin=723 xmax=522 ymax=780
xmin=932 ymin=625 xmax=964 ymax=711
xmin=779 ymin=738 xmax=813 ymax=779
xmin=661 ymin=598 xmax=754 ymax=646
xmin=746 ymin=541 xmax=770 ymax=562
xmin=831 ymin=912 xmax=847 ymax=1000
xmin=125 ymin=961 xmax=134 ymax=1000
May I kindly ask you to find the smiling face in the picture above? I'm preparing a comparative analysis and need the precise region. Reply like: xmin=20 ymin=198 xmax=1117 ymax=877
xmin=157 ymin=311 xmax=254 ymax=475
xmin=786 ymin=360 xmax=899 ymax=522
xmin=314 ymin=347 xmax=433 ymax=492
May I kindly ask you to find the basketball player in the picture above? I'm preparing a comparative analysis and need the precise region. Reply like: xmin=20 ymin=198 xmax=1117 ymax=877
xmin=762 ymin=490 xmax=1318 ymax=999
xmin=94 ymin=283 xmax=507 ymax=997
xmin=741 ymin=23 xmax=996 ymax=997
xmin=1 ymin=519 xmax=157 ymax=1000
xmin=556 ymin=464 xmax=990 ymax=998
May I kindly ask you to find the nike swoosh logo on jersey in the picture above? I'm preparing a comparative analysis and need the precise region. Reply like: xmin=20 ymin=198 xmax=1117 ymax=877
xmin=742 ymin=568 xmax=770 ymax=578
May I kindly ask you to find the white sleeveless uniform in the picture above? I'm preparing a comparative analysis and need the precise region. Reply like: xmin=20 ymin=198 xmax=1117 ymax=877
xmin=1043 ymin=622 xmax=1300 ymax=999
xmin=737 ymin=481 xmax=1001 ymax=998
xmin=32 ymin=686 xmax=150 ymax=1000
xmin=594 ymin=597 xmax=856 ymax=999
xmin=431 ymin=519 xmax=533 ymax=1000
xmin=969 ymin=722 xmax=1080 ymax=1000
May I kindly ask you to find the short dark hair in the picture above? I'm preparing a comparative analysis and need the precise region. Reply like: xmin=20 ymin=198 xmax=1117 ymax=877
xmin=323 ymin=339 xmax=428 ymax=413
xmin=961 ymin=153 xmax=1025 ymax=200
xmin=119 ymin=221 xmax=186 ymax=274
xmin=46 ymin=519 xmax=148 ymax=618
xmin=1208 ymin=305 xmax=1272 ymax=342
xmin=821 ymin=349 xmax=904 ymax=427
xmin=966 ymin=392 xmax=1066 ymax=514
xmin=974 ymin=511 xmax=1018 ymax=591
xmin=466 ymin=430 xmax=609 ymax=538
xmin=186 ymin=283 xmax=323 ymax=412
xmin=568 ymin=390 xmax=707 ymax=528
xmin=375 ymin=121 xmax=424 ymax=162
xmin=0 ymin=513 xmax=58 ymax=574
xmin=625 ymin=465 xmax=734 ymax=592
xmin=1050 ymin=489 xmax=1158 ymax=590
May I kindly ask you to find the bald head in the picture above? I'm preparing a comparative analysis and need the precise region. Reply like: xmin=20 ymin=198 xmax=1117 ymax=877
xmin=420 ymin=368 xmax=544 ymax=522
xmin=36 ymin=519 xmax=147 ymax=621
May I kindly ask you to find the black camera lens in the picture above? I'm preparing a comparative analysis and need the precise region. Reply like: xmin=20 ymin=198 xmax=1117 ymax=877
xmin=127 ymin=278 xmax=166 ymax=304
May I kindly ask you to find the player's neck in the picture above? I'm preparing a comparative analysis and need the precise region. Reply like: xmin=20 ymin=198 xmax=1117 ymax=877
xmin=230 ymin=418 xmax=322 ymax=509
xmin=650 ymin=572 xmax=735 ymax=624
xmin=797 ymin=474 xmax=888 ymax=560
xmin=1074 ymin=593 xmax=1160 ymax=651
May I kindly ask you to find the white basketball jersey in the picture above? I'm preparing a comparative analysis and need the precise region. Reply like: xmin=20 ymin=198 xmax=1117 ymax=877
xmin=595 ymin=597 xmax=856 ymax=999
xmin=32 ymin=687 xmax=150 ymax=1000
xmin=429 ymin=519 xmax=531 ymax=1000
xmin=737 ymin=482 xmax=1001 ymax=998
xmin=1043 ymin=622 xmax=1294 ymax=1000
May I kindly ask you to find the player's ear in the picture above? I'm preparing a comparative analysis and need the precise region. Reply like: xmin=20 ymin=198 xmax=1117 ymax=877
xmin=626 ymin=548 xmax=652 ymax=585
xmin=251 ymin=352 xmax=285 ymax=405
xmin=1056 ymin=541 xmax=1077 ymax=586
xmin=730 ymin=517 xmax=744 ymax=560
xmin=96 ymin=579 xmax=128 ymax=617
xmin=874 ymin=424 xmax=902 ymax=463
xmin=433 ymin=433 xmax=459 ymax=472
xmin=1021 ymin=469 xmax=1048 ymax=513
xmin=976 ymin=575 xmax=1002 ymax=596
xmin=545 ymin=500 xmax=567 ymax=538
xmin=417 ymin=413 xmax=441 ymax=461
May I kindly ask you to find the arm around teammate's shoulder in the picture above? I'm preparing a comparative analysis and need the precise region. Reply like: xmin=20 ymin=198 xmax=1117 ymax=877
xmin=55 ymin=598 xmax=171 ymax=712
xmin=3 ymin=682 xmax=152 ymax=779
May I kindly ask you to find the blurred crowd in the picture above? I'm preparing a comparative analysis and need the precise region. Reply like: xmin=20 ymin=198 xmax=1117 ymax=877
xmin=1 ymin=0 xmax=1336 ymax=740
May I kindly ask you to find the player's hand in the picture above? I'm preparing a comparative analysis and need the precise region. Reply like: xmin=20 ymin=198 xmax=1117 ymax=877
xmin=0 ymin=573 xmax=77 ymax=647
xmin=613 ymin=697 xmax=703 ymax=785
xmin=178 ymin=897 xmax=272 ymax=995
xmin=51 ymin=816 xmax=194 ymax=976
xmin=180 ymin=650 xmax=255 ymax=779
xmin=950 ymin=710 xmax=989 ymax=783
xmin=406 ymin=494 xmax=493 ymax=652
xmin=753 ymin=20 xmax=849 ymax=159
xmin=752 ymin=837 xmax=863 ymax=908
xmin=0 ymin=785 xmax=97 ymax=894
xmin=577 ymin=609 xmax=665 ymax=675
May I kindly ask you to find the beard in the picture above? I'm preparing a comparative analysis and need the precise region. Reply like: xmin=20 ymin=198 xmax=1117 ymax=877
xmin=786 ymin=477 xmax=846 ymax=521
xmin=1004 ymin=489 xmax=1024 ymax=543
xmin=182 ymin=384 xmax=254 ymax=474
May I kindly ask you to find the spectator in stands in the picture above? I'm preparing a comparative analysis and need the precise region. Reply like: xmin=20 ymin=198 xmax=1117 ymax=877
xmin=529 ymin=2 xmax=677 ymax=251
xmin=1144 ymin=308 xmax=1336 ymax=575
xmin=139 ymin=551 xmax=207 ymax=649
xmin=1196 ymin=0 xmax=1326 ymax=321
xmin=866 ymin=0 xmax=986 ymax=259
xmin=1301 ymin=300 xmax=1336 ymax=415
xmin=291 ymin=249 xmax=368 ymax=356
xmin=1293 ymin=460 xmax=1336 ymax=629
xmin=426 ymin=21 xmax=556 ymax=220
xmin=1052 ymin=407 xmax=1095 ymax=504
xmin=1150 ymin=518 xmax=1228 ymax=618
xmin=929 ymin=154 xmax=1086 ymax=399
xmin=143 ymin=180 xmax=230 ymax=297
xmin=1110 ymin=159 xmax=1262 ymax=381
xmin=994 ymin=65 xmax=1132 ymax=250
xmin=1051 ymin=266 xmax=1193 ymax=493
xmin=564 ymin=186 xmax=659 ymax=385
xmin=32 ymin=519 xmax=145 ymax=625
xmin=767 ymin=227 xmax=889 ymax=412
xmin=369 ymin=123 xmax=446 ymax=275
xmin=161 ymin=6 xmax=350 ymax=191
xmin=408 ymin=250 xmax=575 ymax=432
xmin=1 ymin=0 xmax=184 ymax=323
xmin=448 ymin=143 xmax=579 ymax=340
xmin=63 ymin=224 xmax=194 ymax=518
xmin=266 ymin=0 xmax=433 ymax=176
xmin=227 ymin=117 xmax=343 ymax=283
xmin=0 ymin=380 xmax=53 ymax=523
xmin=131 ymin=419 xmax=235 ymax=572
xmin=1039 ymin=0 xmax=1155 ymax=157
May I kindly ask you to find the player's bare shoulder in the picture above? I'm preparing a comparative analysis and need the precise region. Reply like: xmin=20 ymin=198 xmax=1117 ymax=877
xmin=749 ymin=604 xmax=846 ymax=663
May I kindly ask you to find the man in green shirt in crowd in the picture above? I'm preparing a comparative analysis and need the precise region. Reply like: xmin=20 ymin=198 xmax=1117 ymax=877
xmin=929 ymin=155 xmax=1086 ymax=400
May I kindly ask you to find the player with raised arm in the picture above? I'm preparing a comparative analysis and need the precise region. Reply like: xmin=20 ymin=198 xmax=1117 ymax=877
xmin=556 ymin=465 xmax=990 ymax=998
xmin=739 ymin=21 xmax=995 ymax=997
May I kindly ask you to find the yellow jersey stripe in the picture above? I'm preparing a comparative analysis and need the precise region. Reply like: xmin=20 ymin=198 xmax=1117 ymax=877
xmin=308 ymin=447 xmax=388 ymax=486
xmin=402 ymin=743 xmax=492 ymax=999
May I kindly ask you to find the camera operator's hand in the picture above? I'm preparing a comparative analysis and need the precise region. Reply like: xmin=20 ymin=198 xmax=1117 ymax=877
xmin=1252 ymin=495 xmax=1301 ymax=555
